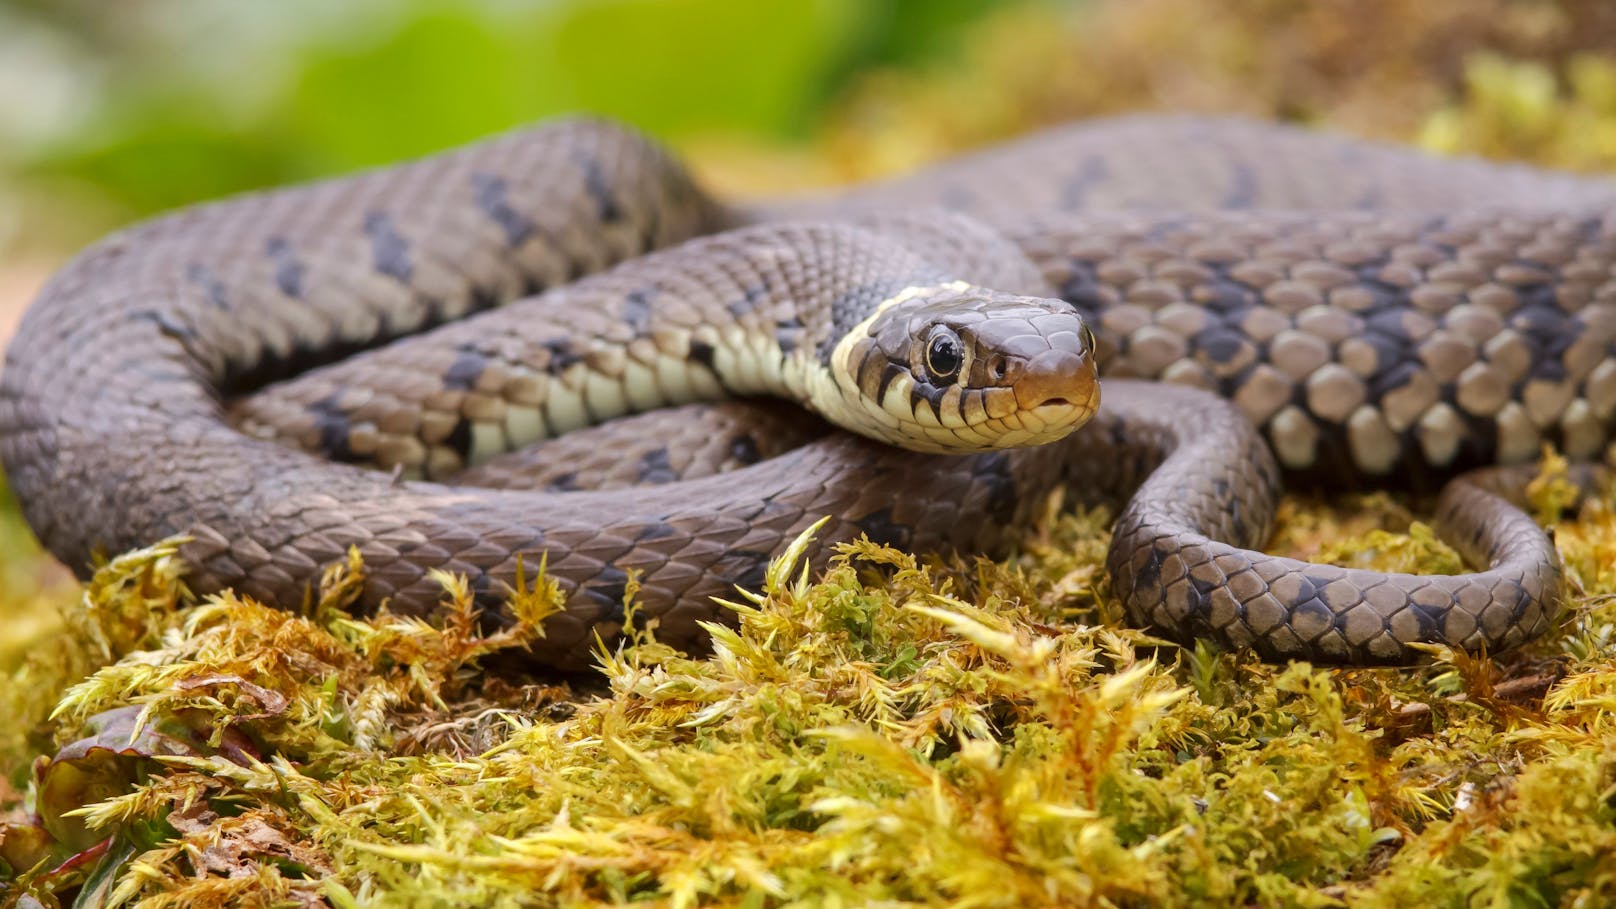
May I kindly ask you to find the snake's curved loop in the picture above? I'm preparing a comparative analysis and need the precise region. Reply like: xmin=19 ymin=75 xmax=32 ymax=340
xmin=3 ymin=114 xmax=1612 ymax=665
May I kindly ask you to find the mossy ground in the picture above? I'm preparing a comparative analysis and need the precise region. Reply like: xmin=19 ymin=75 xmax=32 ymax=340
xmin=3 ymin=458 xmax=1616 ymax=908
xmin=7 ymin=2 xmax=1616 ymax=906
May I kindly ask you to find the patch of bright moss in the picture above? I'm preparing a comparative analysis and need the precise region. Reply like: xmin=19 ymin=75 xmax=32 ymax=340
xmin=3 ymin=467 xmax=1616 ymax=907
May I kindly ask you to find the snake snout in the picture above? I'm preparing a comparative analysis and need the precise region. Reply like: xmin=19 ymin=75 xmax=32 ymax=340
xmin=994 ymin=316 xmax=1096 ymax=414
xmin=1011 ymin=347 xmax=1094 ymax=411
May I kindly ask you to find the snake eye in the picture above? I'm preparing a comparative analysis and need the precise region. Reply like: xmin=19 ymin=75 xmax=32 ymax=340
xmin=1079 ymin=322 xmax=1096 ymax=356
xmin=924 ymin=327 xmax=964 ymax=382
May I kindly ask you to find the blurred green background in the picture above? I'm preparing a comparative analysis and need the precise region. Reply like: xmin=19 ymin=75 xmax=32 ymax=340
xmin=5 ymin=0 xmax=1616 ymax=263
xmin=2 ymin=0 xmax=1616 ymax=667
xmin=0 ymin=0 xmax=1009 ymax=257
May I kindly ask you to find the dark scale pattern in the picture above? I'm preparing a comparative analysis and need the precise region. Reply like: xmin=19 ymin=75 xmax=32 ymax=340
xmin=469 ymin=173 xmax=536 ymax=248
xmin=266 ymin=236 xmax=306 ymax=299
xmin=817 ymin=276 xmax=944 ymax=362
xmin=1085 ymin=383 xmax=1561 ymax=663
xmin=5 ymin=114 xmax=1616 ymax=667
xmin=1009 ymin=206 xmax=1616 ymax=487
xmin=364 ymin=212 xmax=413 ymax=283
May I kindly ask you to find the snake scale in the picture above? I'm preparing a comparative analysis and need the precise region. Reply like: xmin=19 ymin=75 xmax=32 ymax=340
xmin=3 ymin=114 xmax=1614 ymax=668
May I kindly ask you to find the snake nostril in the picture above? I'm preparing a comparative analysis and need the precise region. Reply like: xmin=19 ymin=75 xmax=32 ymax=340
xmin=989 ymin=356 xmax=1008 ymax=381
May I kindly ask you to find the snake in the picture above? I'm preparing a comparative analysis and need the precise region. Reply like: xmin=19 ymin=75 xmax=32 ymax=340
xmin=3 ymin=114 xmax=1614 ymax=669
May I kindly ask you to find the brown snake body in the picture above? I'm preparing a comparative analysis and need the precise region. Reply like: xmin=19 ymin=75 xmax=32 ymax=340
xmin=3 ymin=114 xmax=1614 ymax=667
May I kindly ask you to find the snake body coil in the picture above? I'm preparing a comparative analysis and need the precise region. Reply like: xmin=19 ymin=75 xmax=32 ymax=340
xmin=3 ymin=115 xmax=1614 ymax=666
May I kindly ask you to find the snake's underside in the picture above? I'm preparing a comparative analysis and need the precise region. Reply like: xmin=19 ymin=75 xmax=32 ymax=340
xmin=3 ymin=114 xmax=1614 ymax=667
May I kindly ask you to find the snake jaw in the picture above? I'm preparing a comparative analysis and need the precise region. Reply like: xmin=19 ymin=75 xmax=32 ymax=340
xmin=1020 ymin=380 xmax=1102 ymax=441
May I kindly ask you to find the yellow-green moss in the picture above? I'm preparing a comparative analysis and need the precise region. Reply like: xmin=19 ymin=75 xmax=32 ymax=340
xmin=4 ymin=464 xmax=1616 ymax=908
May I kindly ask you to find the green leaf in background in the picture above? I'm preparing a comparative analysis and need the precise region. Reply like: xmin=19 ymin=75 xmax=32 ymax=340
xmin=538 ymin=0 xmax=872 ymax=139
xmin=279 ymin=0 xmax=871 ymax=167
xmin=9 ymin=0 xmax=1014 ymax=236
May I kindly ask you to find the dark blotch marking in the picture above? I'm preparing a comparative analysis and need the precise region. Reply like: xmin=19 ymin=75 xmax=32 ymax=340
xmin=728 ymin=434 xmax=762 ymax=465
xmin=1302 ymin=572 xmax=1350 ymax=630
xmin=622 ymin=288 xmax=655 ymax=334
xmin=1134 ymin=544 xmax=1166 ymax=592
xmin=310 ymin=392 xmax=358 ymax=463
xmin=1365 ymin=310 xmax=1419 ymax=341
xmin=854 ymin=507 xmax=911 ymax=549
xmin=1341 ymin=254 xmax=1393 ymax=282
xmin=1056 ymin=260 xmax=1108 ymax=320
xmin=1287 ymin=596 xmax=1335 ymax=643
xmin=444 ymin=349 xmax=488 ymax=391
xmin=1199 ymin=276 xmax=1254 ymax=314
xmin=819 ymin=276 xmax=937 ymax=364
xmin=468 ymin=284 xmax=503 ymax=315
xmin=471 ymin=172 xmax=536 ymax=248
xmin=465 ymin=572 xmax=510 ymax=614
xmin=637 ymin=447 xmax=676 ymax=484
xmin=575 ymin=153 xmax=622 ymax=222
xmin=1517 ymin=295 xmax=1573 ymax=381
xmin=1193 ymin=326 xmax=1246 ymax=364
xmin=364 ymin=211 xmax=412 ymax=282
xmin=184 ymin=263 xmax=230 ymax=310
xmin=581 ymin=566 xmax=631 ymax=622
xmin=1368 ymin=359 xmax=1422 ymax=402
xmin=875 ymin=362 xmax=906 ymax=403
xmin=688 ymin=339 xmax=718 ymax=371
xmin=776 ymin=316 xmax=805 ymax=354
xmin=1229 ymin=504 xmax=1249 ymax=545
xmin=719 ymin=549 xmax=774 ymax=594
xmin=727 ymin=284 xmax=770 ymax=318
xmin=635 ymin=522 xmax=678 ymax=542
xmin=265 ymin=236 xmax=305 ymax=299
xmin=1184 ymin=572 xmax=1218 ymax=630
xmin=1572 ymin=216 xmax=1607 ymax=245
xmin=1359 ymin=330 xmax=1407 ymax=376
xmin=544 ymin=337 xmax=583 ymax=375
xmin=1500 ymin=578 xmax=1531 ymax=621
xmin=1517 ymin=283 xmax=1560 ymax=314
xmin=1402 ymin=594 xmax=1443 ymax=641
xmin=1282 ymin=575 xmax=1338 ymax=633
xmin=444 ymin=417 xmax=473 ymax=458
xmin=546 ymin=472 xmax=579 ymax=492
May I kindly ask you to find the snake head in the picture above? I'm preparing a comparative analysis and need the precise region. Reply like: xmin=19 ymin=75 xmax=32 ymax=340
xmin=815 ymin=281 xmax=1100 ymax=453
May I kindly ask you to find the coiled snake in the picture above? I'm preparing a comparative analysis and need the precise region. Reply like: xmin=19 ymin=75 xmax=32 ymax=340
xmin=3 ymin=115 xmax=1613 ymax=668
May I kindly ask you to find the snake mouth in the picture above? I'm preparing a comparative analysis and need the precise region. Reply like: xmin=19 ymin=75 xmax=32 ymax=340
xmin=1009 ymin=348 xmax=1094 ymax=413
xmin=1006 ymin=380 xmax=1101 ymax=444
